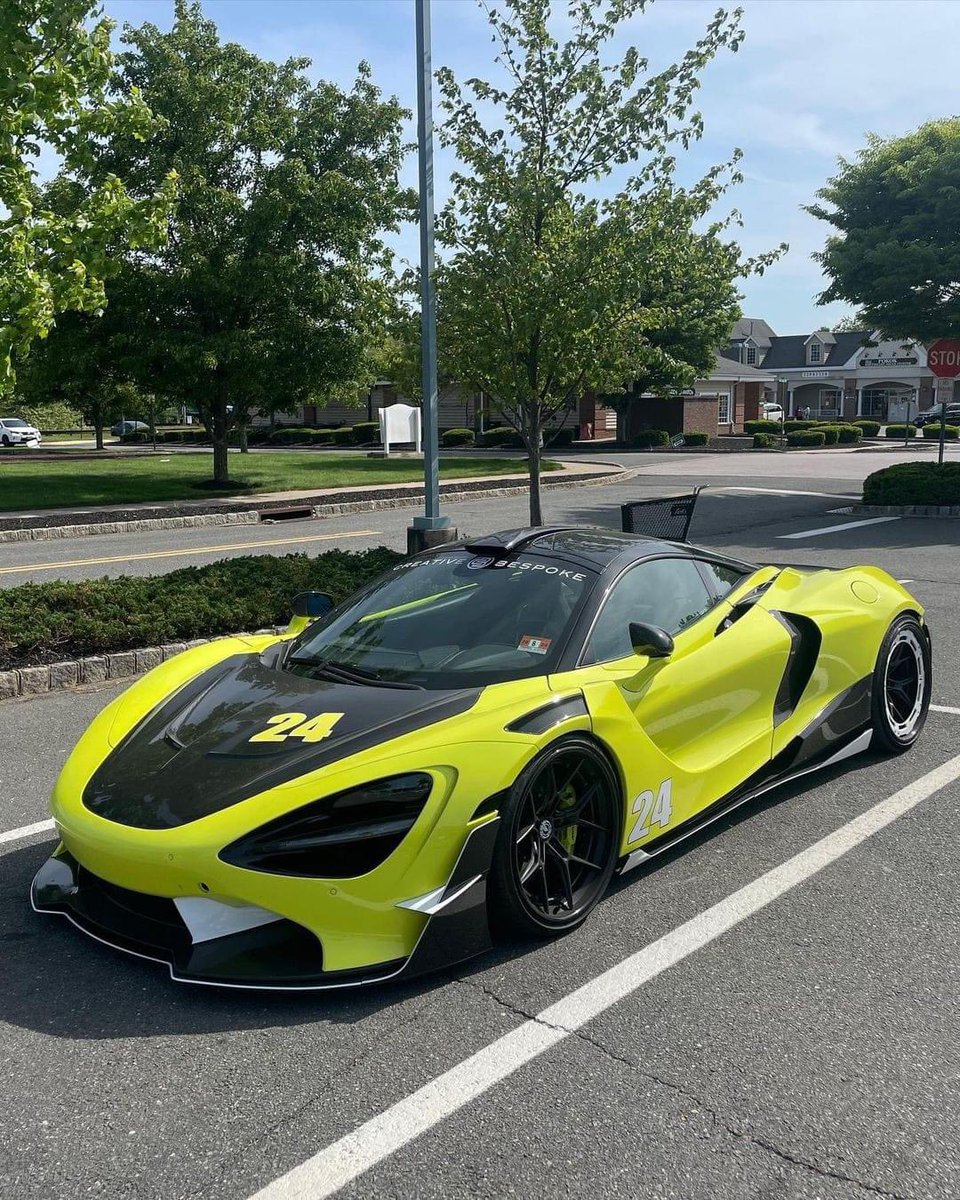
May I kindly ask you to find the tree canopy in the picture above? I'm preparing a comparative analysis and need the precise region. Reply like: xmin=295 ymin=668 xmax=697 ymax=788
xmin=809 ymin=119 xmax=960 ymax=342
xmin=0 ymin=0 xmax=176 ymax=393
xmin=73 ymin=0 xmax=413 ymax=481
xmin=434 ymin=0 xmax=782 ymax=523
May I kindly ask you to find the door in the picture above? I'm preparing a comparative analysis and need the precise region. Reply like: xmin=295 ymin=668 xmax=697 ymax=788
xmin=576 ymin=558 xmax=793 ymax=846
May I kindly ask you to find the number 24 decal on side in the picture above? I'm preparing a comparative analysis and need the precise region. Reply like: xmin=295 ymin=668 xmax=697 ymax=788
xmin=629 ymin=778 xmax=673 ymax=843
xmin=249 ymin=712 xmax=344 ymax=744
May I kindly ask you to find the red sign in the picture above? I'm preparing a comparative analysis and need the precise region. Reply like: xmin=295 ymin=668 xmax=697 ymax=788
xmin=928 ymin=338 xmax=960 ymax=378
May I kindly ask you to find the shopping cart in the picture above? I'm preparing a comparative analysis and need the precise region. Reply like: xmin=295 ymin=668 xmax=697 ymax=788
xmin=620 ymin=486 xmax=704 ymax=542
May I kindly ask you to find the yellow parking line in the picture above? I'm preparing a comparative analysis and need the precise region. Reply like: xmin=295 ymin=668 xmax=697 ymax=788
xmin=0 ymin=529 xmax=380 ymax=575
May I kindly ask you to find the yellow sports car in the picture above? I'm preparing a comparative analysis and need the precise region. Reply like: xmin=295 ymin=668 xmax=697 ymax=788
xmin=32 ymin=526 xmax=931 ymax=989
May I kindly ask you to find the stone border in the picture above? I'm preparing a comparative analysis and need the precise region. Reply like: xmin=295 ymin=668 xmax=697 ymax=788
xmin=0 ymin=629 xmax=286 ymax=702
xmin=0 ymin=465 xmax=623 ymax=543
xmin=854 ymin=503 xmax=960 ymax=517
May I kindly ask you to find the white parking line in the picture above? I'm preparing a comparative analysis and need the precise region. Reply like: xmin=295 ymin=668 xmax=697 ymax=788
xmin=932 ymin=705 xmax=960 ymax=716
xmin=248 ymin=753 xmax=960 ymax=1200
xmin=0 ymin=818 xmax=54 ymax=846
xmin=777 ymin=516 xmax=901 ymax=540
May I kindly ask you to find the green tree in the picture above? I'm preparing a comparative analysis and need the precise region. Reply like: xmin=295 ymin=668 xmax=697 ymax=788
xmin=16 ymin=298 xmax=144 ymax=449
xmin=82 ymin=0 xmax=413 ymax=484
xmin=0 ymin=0 xmax=175 ymax=392
xmin=809 ymin=119 xmax=960 ymax=341
xmin=435 ymin=0 xmax=781 ymax=524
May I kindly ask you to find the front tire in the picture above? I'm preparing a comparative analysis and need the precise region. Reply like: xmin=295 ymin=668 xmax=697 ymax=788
xmin=871 ymin=614 xmax=931 ymax=754
xmin=488 ymin=735 xmax=621 ymax=939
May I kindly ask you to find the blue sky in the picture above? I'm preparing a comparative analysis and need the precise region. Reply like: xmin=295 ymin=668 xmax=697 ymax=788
xmin=101 ymin=0 xmax=960 ymax=335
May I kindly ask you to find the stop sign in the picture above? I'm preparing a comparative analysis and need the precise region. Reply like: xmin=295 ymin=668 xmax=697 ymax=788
xmin=928 ymin=338 xmax=960 ymax=378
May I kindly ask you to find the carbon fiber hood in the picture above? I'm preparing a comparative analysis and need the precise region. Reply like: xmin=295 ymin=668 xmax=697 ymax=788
xmin=83 ymin=654 xmax=480 ymax=830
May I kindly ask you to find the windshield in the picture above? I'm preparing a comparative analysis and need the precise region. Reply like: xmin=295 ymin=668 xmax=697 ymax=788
xmin=287 ymin=549 xmax=596 ymax=688
xmin=3 ymin=419 xmax=28 ymax=428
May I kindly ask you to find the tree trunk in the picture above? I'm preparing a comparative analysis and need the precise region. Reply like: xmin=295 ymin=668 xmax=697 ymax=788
xmin=238 ymin=422 xmax=249 ymax=453
xmin=211 ymin=388 xmax=229 ymax=484
xmin=95 ymin=422 xmax=104 ymax=451
xmin=527 ymin=418 xmax=543 ymax=526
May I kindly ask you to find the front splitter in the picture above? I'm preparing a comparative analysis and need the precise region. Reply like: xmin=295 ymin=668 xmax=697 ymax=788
xmin=30 ymin=817 xmax=500 ymax=992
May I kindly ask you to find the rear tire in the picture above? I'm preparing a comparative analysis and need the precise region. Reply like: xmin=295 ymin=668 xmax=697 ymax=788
xmin=487 ymin=735 xmax=621 ymax=939
xmin=871 ymin=614 xmax=931 ymax=754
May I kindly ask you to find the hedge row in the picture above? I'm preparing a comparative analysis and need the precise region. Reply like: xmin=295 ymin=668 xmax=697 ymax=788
xmin=851 ymin=419 xmax=881 ymax=436
xmin=753 ymin=432 xmax=777 ymax=449
xmin=884 ymin=424 xmax=918 ymax=439
xmin=863 ymin=462 xmax=960 ymax=506
xmin=684 ymin=431 xmax=709 ymax=446
xmin=921 ymin=423 xmax=960 ymax=440
xmin=0 ymin=548 xmax=403 ymax=671
xmin=632 ymin=429 xmax=670 ymax=448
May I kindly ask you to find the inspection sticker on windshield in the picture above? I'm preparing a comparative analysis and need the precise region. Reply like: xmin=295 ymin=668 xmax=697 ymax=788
xmin=519 ymin=635 xmax=552 ymax=655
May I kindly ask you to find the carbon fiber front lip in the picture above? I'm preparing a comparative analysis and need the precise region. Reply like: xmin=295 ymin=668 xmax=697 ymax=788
xmin=30 ymin=817 xmax=500 ymax=992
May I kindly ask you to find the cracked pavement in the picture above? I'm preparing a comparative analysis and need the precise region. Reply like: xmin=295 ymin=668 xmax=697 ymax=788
xmin=3 ymin=470 xmax=960 ymax=1199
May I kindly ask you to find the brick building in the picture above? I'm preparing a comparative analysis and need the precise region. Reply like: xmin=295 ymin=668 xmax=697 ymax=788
xmin=727 ymin=319 xmax=954 ymax=422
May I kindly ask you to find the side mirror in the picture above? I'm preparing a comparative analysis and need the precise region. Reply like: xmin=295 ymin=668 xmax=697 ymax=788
xmin=629 ymin=621 xmax=674 ymax=658
xmin=291 ymin=591 xmax=334 ymax=619
xmin=288 ymin=591 xmax=334 ymax=635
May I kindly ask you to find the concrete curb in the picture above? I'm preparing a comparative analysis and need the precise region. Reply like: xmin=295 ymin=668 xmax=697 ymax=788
xmin=0 ymin=629 xmax=285 ymax=703
xmin=854 ymin=503 xmax=960 ymax=517
xmin=0 ymin=466 xmax=622 ymax=543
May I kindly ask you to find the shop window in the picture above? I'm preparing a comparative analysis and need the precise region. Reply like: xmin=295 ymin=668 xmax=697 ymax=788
xmin=717 ymin=394 xmax=731 ymax=424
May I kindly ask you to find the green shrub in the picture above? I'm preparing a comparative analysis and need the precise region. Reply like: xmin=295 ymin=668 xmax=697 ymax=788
xmin=353 ymin=421 xmax=380 ymax=444
xmin=782 ymin=419 xmax=821 ymax=432
xmin=0 ymin=548 xmax=404 ymax=671
xmin=683 ymin=431 xmax=709 ymax=446
xmin=632 ymin=429 xmax=670 ymax=449
xmin=753 ymin=432 xmax=777 ymax=449
xmin=786 ymin=429 xmax=826 ymax=447
xmin=332 ymin=427 xmax=354 ymax=445
xmin=813 ymin=425 xmax=840 ymax=445
xmin=863 ymin=462 xmax=960 ymax=506
xmin=884 ymin=423 xmax=917 ymax=439
xmin=835 ymin=424 xmax=863 ymax=444
xmin=479 ymin=425 xmax=521 ymax=448
xmin=851 ymin=419 xmax=881 ymax=436
xmin=744 ymin=419 xmax=781 ymax=435
xmin=921 ymin=423 xmax=960 ymax=440
xmin=441 ymin=427 xmax=475 ymax=447
xmin=268 ymin=426 xmax=314 ymax=445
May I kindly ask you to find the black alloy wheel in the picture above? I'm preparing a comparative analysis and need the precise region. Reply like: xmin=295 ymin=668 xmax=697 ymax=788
xmin=488 ymin=735 xmax=621 ymax=938
xmin=871 ymin=614 xmax=931 ymax=753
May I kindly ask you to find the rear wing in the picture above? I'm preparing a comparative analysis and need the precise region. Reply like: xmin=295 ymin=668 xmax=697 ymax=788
xmin=620 ymin=487 xmax=703 ymax=542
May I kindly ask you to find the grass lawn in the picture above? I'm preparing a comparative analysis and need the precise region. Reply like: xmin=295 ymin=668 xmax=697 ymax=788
xmin=0 ymin=451 xmax=557 ymax=513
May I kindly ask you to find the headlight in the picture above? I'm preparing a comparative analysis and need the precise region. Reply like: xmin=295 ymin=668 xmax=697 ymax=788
xmin=219 ymin=772 xmax=433 ymax=878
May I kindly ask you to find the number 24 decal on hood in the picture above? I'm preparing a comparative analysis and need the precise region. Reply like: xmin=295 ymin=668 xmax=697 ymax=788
xmin=249 ymin=712 xmax=345 ymax=744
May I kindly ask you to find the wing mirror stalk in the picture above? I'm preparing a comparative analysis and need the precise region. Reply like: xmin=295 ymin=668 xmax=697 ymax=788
xmin=629 ymin=621 xmax=674 ymax=658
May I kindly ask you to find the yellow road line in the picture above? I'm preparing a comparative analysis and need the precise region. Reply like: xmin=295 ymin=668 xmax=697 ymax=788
xmin=0 ymin=529 xmax=380 ymax=575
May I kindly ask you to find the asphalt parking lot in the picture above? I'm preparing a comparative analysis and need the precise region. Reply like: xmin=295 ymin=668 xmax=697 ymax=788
xmin=3 ymin=453 xmax=960 ymax=1199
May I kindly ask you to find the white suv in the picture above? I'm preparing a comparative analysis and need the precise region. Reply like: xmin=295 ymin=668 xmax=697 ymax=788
xmin=0 ymin=418 xmax=41 ymax=447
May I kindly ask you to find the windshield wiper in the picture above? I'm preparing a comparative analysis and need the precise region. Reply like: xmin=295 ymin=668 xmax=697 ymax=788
xmin=287 ymin=655 xmax=423 ymax=690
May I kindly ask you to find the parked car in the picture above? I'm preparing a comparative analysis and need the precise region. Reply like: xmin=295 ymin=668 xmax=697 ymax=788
xmin=0 ymin=417 xmax=41 ymax=446
xmin=32 ymin=526 xmax=930 ymax=989
xmin=110 ymin=420 xmax=150 ymax=437
xmin=761 ymin=402 xmax=784 ymax=422
xmin=914 ymin=404 xmax=960 ymax=428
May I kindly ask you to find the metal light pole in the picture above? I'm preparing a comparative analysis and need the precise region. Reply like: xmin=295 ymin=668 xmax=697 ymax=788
xmin=408 ymin=0 xmax=455 ymax=554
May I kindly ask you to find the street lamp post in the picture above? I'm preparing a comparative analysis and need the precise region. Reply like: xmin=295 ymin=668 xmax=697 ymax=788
xmin=408 ymin=0 xmax=456 ymax=554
